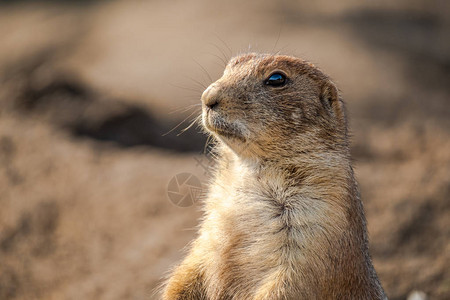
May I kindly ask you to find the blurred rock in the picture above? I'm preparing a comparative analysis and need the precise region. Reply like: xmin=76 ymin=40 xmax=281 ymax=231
xmin=1 ymin=51 xmax=207 ymax=152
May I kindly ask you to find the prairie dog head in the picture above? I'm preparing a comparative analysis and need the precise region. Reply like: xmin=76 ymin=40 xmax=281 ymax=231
xmin=201 ymin=53 xmax=348 ymax=161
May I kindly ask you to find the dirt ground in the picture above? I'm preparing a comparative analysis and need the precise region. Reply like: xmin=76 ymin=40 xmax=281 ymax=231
xmin=0 ymin=1 xmax=449 ymax=299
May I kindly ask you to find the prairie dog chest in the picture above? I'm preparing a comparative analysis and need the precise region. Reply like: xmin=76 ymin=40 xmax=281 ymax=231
xmin=203 ymin=159 xmax=336 ymax=256
xmin=205 ymin=172 xmax=302 ymax=249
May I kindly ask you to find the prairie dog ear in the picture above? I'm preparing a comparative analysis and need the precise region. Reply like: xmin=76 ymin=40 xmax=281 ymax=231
xmin=320 ymin=81 xmax=345 ymax=122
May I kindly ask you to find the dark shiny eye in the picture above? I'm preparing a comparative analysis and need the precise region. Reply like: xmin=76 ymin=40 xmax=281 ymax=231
xmin=265 ymin=72 xmax=287 ymax=87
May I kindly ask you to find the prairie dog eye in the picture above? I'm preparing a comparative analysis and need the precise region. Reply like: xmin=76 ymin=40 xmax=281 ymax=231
xmin=265 ymin=72 xmax=287 ymax=87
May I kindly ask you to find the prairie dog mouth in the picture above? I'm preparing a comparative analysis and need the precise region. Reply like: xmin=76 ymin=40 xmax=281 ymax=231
xmin=203 ymin=109 xmax=247 ymax=142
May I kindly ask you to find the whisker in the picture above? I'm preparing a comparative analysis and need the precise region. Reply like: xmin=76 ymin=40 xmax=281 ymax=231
xmin=162 ymin=109 xmax=199 ymax=136
xmin=185 ymin=76 xmax=208 ymax=90
xmin=213 ymin=33 xmax=233 ymax=58
xmin=205 ymin=52 xmax=227 ymax=68
xmin=178 ymin=114 xmax=202 ymax=136
xmin=209 ymin=42 xmax=229 ymax=66
xmin=275 ymin=44 xmax=290 ymax=56
xmin=193 ymin=59 xmax=213 ymax=84
xmin=203 ymin=134 xmax=214 ymax=155
xmin=169 ymin=103 xmax=202 ymax=115
xmin=170 ymin=83 xmax=203 ymax=94
xmin=271 ymin=25 xmax=283 ymax=54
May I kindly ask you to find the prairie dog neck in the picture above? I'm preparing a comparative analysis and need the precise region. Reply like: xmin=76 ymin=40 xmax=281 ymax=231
xmin=216 ymin=145 xmax=351 ymax=200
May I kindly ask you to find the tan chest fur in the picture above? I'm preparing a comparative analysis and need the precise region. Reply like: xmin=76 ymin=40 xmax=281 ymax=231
xmin=190 ymin=153 xmax=359 ymax=299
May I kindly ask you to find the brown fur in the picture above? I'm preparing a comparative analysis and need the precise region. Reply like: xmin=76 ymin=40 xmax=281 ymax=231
xmin=163 ymin=53 xmax=387 ymax=299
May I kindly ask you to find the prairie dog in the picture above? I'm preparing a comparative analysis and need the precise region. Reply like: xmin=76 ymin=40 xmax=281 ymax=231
xmin=163 ymin=53 xmax=387 ymax=299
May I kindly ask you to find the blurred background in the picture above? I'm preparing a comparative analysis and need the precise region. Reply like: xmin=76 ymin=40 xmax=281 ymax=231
xmin=0 ymin=0 xmax=449 ymax=299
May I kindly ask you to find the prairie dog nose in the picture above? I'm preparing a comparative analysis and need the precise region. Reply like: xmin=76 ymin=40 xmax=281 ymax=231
xmin=201 ymin=84 xmax=220 ymax=110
